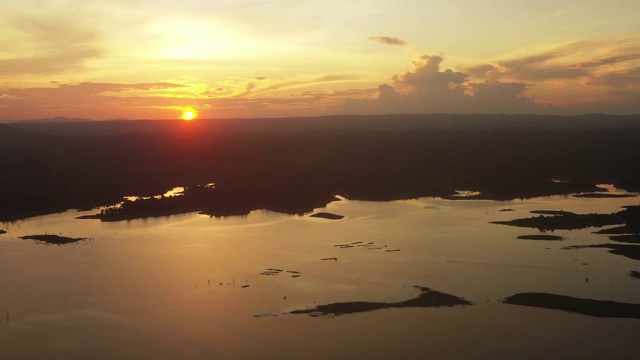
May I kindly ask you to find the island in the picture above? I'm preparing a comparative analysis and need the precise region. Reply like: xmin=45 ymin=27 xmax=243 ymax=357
xmin=20 ymin=234 xmax=87 ymax=245
xmin=517 ymin=234 xmax=565 ymax=241
xmin=289 ymin=286 xmax=472 ymax=317
xmin=309 ymin=212 xmax=345 ymax=220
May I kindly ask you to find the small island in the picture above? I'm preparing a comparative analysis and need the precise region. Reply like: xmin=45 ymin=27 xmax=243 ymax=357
xmin=309 ymin=212 xmax=344 ymax=220
xmin=517 ymin=234 xmax=565 ymax=241
xmin=492 ymin=205 xmax=640 ymax=232
xmin=607 ymin=235 xmax=640 ymax=244
xmin=530 ymin=210 xmax=576 ymax=216
xmin=20 ymin=234 xmax=87 ymax=245
xmin=289 ymin=286 xmax=472 ymax=317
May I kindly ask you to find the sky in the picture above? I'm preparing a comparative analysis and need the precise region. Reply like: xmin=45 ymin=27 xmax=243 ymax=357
xmin=1 ymin=0 xmax=640 ymax=120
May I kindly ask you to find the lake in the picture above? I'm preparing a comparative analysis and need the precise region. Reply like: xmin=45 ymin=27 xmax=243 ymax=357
xmin=1 ymin=188 xmax=639 ymax=359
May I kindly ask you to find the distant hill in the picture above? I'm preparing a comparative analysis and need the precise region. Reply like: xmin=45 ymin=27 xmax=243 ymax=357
xmin=9 ymin=117 xmax=94 ymax=124
xmin=0 ymin=122 xmax=19 ymax=134
xmin=8 ymin=113 xmax=640 ymax=136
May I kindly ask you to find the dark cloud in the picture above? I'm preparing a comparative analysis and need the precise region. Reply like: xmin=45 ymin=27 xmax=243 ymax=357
xmin=368 ymin=36 xmax=407 ymax=47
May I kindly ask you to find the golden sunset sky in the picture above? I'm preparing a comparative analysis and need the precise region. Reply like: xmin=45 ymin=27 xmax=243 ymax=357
xmin=2 ymin=0 xmax=640 ymax=120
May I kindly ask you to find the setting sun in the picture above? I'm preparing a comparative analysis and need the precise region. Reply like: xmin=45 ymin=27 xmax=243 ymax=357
xmin=181 ymin=110 xmax=197 ymax=121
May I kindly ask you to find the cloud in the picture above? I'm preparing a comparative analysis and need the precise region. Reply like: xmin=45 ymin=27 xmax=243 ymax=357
xmin=334 ymin=54 xmax=546 ymax=115
xmin=392 ymin=55 xmax=468 ymax=91
xmin=4 ymin=34 xmax=640 ymax=119
xmin=244 ymin=74 xmax=360 ymax=95
xmin=459 ymin=36 xmax=640 ymax=113
xmin=0 ymin=82 xmax=189 ymax=119
xmin=544 ymin=9 xmax=565 ymax=20
xmin=0 ymin=10 xmax=104 ymax=76
xmin=589 ymin=67 xmax=640 ymax=91
xmin=368 ymin=36 xmax=407 ymax=47
xmin=466 ymin=37 xmax=640 ymax=82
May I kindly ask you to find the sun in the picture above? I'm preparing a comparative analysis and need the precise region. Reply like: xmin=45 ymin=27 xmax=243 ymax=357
xmin=181 ymin=110 xmax=197 ymax=121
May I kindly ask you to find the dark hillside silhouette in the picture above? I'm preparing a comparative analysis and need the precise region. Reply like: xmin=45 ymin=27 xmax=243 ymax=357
xmin=2 ymin=114 xmax=640 ymax=221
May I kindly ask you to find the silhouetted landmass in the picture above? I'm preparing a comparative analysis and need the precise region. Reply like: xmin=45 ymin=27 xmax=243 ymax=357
xmin=0 ymin=230 xmax=6 ymax=234
xmin=492 ymin=213 xmax=621 ymax=231
xmin=79 ymin=185 xmax=340 ymax=220
xmin=7 ymin=117 xmax=94 ymax=124
xmin=564 ymin=244 xmax=640 ymax=261
xmin=289 ymin=286 xmax=472 ymax=317
xmin=310 ymin=212 xmax=344 ymax=220
xmin=608 ymin=235 xmax=640 ymax=244
xmin=594 ymin=225 xmax=640 ymax=235
xmin=573 ymin=193 xmax=636 ymax=198
xmin=503 ymin=293 xmax=640 ymax=318
xmin=631 ymin=271 xmax=640 ymax=279
xmin=517 ymin=234 xmax=565 ymax=241
xmin=19 ymin=234 xmax=87 ymax=245
xmin=2 ymin=114 xmax=640 ymax=221
xmin=492 ymin=206 xmax=640 ymax=232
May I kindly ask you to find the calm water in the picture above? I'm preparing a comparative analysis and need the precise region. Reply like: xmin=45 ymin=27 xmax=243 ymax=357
xmin=1 ymin=190 xmax=639 ymax=359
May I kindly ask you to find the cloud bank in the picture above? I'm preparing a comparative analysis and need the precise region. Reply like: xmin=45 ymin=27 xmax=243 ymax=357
xmin=2 ymin=36 xmax=640 ymax=119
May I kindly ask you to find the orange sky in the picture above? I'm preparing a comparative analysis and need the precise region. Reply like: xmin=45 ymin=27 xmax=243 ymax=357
xmin=2 ymin=0 xmax=640 ymax=120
